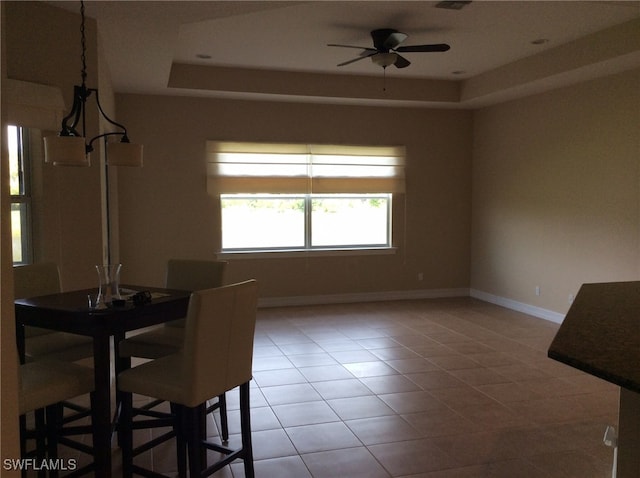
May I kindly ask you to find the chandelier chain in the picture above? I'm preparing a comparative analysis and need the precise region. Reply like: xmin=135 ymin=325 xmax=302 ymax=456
xmin=80 ymin=0 xmax=87 ymax=86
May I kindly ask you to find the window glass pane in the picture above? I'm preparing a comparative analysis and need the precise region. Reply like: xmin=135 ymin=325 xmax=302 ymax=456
xmin=311 ymin=195 xmax=389 ymax=247
xmin=11 ymin=203 xmax=25 ymax=263
xmin=221 ymin=195 xmax=305 ymax=249
xmin=8 ymin=125 xmax=21 ymax=195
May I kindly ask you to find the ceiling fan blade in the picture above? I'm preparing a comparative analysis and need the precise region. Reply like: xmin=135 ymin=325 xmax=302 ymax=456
xmin=384 ymin=32 xmax=408 ymax=50
xmin=337 ymin=52 xmax=376 ymax=67
xmin=395 ymin=43 xmax=450 ymax=53
xmin=328 ymin=44 xmax=376 ymax=52
xmin=393 ymin=54 xmax=411 ymax=69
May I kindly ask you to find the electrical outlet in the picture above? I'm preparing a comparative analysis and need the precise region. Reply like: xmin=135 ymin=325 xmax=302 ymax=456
xmin=535 ymin=286 xmax=540 ymax=296
xmin=418 ymin=272 xmax=424 ymax=281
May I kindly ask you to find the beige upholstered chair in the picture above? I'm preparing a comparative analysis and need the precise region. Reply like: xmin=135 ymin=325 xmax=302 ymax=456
xmin=19 ymin=358 xmax=96 ymax=476
xmin=118 ymin=280 xmax=258 ymax=478
xmin=119 ymin=259 xmax=228 ymax=356
xmin=117 ymin=259 xmax=229 ymax=437
xmin=14 ymin=263 xmax=93 ymax=362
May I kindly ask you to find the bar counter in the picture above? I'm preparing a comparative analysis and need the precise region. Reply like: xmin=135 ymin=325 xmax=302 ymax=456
xmin=548 ymin=281 xmax=639 ymax=478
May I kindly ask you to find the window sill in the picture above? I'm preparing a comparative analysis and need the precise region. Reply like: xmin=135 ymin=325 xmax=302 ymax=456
xmin=217 ymin=247 xmax=397 ymax=260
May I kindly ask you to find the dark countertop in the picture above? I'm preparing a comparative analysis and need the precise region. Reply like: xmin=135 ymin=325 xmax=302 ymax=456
xmin=548 ymin=281 xmax=640 ymax=394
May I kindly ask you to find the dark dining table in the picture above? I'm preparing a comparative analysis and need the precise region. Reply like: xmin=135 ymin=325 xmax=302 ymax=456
xmin=14 ymin=285 xmax=191 ymax=478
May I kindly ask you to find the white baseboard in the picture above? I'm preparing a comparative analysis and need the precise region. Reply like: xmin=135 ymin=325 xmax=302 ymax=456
xmin=258 ymin=287 xmax=470 ymax=308
xmin=469 ymin=289 xmax=565 ymax=324
xmin=257 ymin=287 xmax=566 ymax=324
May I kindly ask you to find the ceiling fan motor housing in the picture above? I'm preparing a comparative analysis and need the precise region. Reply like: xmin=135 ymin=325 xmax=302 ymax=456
xmin=371 ymin=29 xmax=406 ymax=51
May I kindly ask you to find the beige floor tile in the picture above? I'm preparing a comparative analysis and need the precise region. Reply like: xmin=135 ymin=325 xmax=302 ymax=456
xmin=329 ymin=349 xmax=380 ymax=364
xmin=370 ymin=346 xmax=422 ymax=360
xmin=312 ymin=378 xmax=374 ymax=399
xmin=368 ymin=437 xmax=460 ymax=476
xmin=244 ymin=428 xmax=298 ymax=460
xmin=386 ymin=357 xmax=441 ymax=374
xmin=406 ymin=370 xmax=468 ymax=390
xmin=285 ymin=421 xmax=361 ymax=453
xmin=359 ymin=374 xmax=422 ymax=394
xmin=449 ymin=367 xmax=512 ymax=386
xmin=261 ymin=382 xmax=323 ymax=405
xmin=287 ymin=352 xmax=338 ymax=367
xmin=327 ymin=395 xmax=396 ymax=420
xmin=345 ymin=415 xmax=422 ymax=445
xmin=271 ymin=400 xmax=340 ymax=427
xmin=302 ymin=446 xmax=391 ymax=478
xmin=252 ymin=368 xmax=307 ymax=387
xmin=379 ymin=390 xmax=449 ymax=414
xmin=59 ymin=297 xmax=617 ymax=477
xmin=298 ymin=364 xmax=355 ymax=382
xmin=343 ymin=361 xmax=399 ymax=378
xmin=231 ymin=455 xmax=312 ymax=478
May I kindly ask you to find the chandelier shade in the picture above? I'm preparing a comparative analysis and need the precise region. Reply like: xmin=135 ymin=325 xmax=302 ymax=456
xmin=107 ymin=141 xmax=144 ymax=167
xmin=43 ymin=135 xmax=89 ymax=166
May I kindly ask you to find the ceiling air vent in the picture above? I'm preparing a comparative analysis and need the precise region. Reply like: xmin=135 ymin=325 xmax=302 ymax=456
xmin=435 ymin=1 xmax=472 ymax=10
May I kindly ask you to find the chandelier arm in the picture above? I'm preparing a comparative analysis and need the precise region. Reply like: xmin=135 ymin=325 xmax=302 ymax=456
xmin=59 ymin=86 xmax=85 ymax=136
xmin=87 ymin=132 xmax=127 ymax=153
xmin=91 ymin=88 xmax=130 ymax=140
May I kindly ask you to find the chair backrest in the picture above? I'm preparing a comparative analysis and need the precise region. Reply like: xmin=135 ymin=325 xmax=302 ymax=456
xmin=14 ymin=263 xmax=62 ymax=338
xmin=164 ymin=259 xmax=228 ymax=329
xmin=13 ymin=262 xmax=61 ymax=299
xmin=181 ymin=279 xmax=258 ymax=407
xmin=165 ymin=259 xmax=227 ymax=291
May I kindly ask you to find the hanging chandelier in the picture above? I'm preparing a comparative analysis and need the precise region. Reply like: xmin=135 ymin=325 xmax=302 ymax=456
xmin=44 ymin=1 xmax=142 ymax=167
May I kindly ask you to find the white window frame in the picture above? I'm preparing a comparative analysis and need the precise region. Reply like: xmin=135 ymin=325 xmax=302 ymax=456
xmin=9 ymin=125 xmax=33 ymax=265
xmin=208 ymin=141 xmax=405 ymax=257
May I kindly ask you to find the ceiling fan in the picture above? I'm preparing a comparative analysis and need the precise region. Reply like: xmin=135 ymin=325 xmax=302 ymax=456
xmin=328 ymin=28 xmax=450 ymax=69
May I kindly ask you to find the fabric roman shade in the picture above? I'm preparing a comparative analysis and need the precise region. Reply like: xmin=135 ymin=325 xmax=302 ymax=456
xmin=207 ymin=141 xmax=406 ymax=194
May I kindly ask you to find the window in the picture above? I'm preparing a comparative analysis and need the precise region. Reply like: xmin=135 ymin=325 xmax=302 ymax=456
xmin=208 ymin=142 xmax=404 ymax=253
xmin=8 ymin=125 xmax=33 ymax=264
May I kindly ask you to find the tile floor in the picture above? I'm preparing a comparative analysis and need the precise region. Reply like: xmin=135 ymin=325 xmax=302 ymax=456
xmin=64 ymin=297 xmax=620 ymax=477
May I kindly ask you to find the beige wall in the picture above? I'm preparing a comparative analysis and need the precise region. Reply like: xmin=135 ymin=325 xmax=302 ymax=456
xmin=114 ymin=95 xmax=473 ymax=298
xmin=4 ymin=1 xmax=104 ymax=290
xmin=1 ymin=1 xmax=21 ymax=471
xmin=471 ymin=69 xmax=640 ymax=314
xmin=2 ymin=1 xmax=113 ymax=462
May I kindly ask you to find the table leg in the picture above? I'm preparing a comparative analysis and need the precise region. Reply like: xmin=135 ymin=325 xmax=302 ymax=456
xmin=92 ymin=335 xmax=112 ymax=477
xmin=617 ymin=388 xmax=640 ymax=478
xmin=113 ymin=331 xmax=127 ymax=445
xmin=16 ymin=324 xmax=25 ymax=363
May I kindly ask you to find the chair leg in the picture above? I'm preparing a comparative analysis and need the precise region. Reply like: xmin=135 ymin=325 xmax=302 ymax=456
xmin=19 ymin=411 xmax=45 ymax=478
xmin=239 ymin=382 xmax=255 ymax=478
xmin=115 ymin=353 xmax=131 ymax=446
xmin=186 ymin=405 xmax=205 ymax=477
xmin=172 ymin=404 xmax=187 ymax=478
xmin=34 ymin=408 xmax=46 ymax=478
xmin=45 ymin=403 xmax=64 ymax=478
xmin=218 ymin=393 xmax=228 ymax=441
xmin=120 ymin=391 xmax=134 ymax=478
xmin=19 ymin=414 xmax=26 ymax=450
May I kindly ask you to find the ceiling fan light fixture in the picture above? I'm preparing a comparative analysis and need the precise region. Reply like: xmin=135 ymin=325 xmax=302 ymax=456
xmin=372 ymin=52 xmax=397 ymax=68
